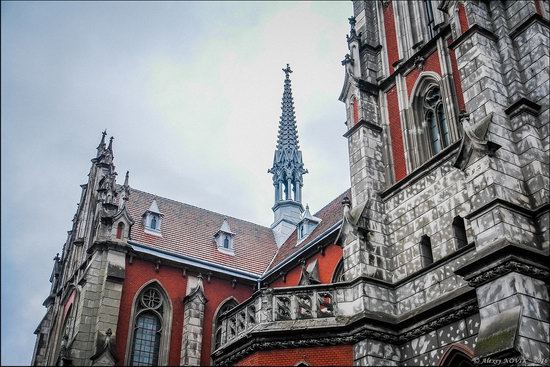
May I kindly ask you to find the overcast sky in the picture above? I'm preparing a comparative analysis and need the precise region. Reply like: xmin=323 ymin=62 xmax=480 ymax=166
xmin=1 ymin=1 xmax=351 ymax=364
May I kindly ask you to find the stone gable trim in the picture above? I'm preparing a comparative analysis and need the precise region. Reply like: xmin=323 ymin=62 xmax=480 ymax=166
xmin=448 ymin=23 xmax=498 ymax=50
xmin=508 ymin=13 xmax=550 ymax=40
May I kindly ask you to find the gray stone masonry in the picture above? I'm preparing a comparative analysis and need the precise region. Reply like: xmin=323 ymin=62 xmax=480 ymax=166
xmin=180 ymin=276 xmax=207 ymax=366
xmin=340 ymin=0 xmax=549 ymax=365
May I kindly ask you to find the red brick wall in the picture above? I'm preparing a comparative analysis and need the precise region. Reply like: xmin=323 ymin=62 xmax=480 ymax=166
xmin=200 ymin=275 xmax=253 ymax=365
xmin=458 ymin=3 xmax=469 ymax=33
xmin=116 ymin=258 xmax=254 ymax=366
xmin=116 ymin=258 xmax=187 ymax=366
xmin=386 ymin=86 xmax=407 ymax=180
xmin=449 ymin=46 xmax=466 ymax=112
xmin=405 ymin=50 xmax=442 ymax=97
xmin=383 ymin=0 xmax=399 ymax=74
xmin=235 ymin=345 xmax=353 ymax=366
xmin=270 ymin=243 xmax=343 ymax=287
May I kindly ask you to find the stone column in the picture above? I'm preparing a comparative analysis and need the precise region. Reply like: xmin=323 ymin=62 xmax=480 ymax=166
xmin=180 ymin=275 xmax=207 ymax=366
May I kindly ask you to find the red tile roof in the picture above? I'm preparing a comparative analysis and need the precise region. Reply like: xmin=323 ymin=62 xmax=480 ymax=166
xmin=266 ymin=189 xmax=350 ymax=272
xmin=126 ymin=188 xmax=278 ymax=275
xmin=125 ymin=187 xmax=350 ymax=277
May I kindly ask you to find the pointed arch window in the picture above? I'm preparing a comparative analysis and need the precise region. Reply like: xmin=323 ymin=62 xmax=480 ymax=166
xmin=213 ymin=299 xmax=238 ymax=351
xmin=116 ymin=222 xmax=125 ymax=239
xmin=127 ymin=284 xmax=171 ymax=366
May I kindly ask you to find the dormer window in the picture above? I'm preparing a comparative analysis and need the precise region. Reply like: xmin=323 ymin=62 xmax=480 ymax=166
xmin=296 ymin=205 xmax=321 ymax=245
xmin=214 ymin=217 xmax=235 ymax=255
xmin=143 ymin=200 xmax=163 ymax=237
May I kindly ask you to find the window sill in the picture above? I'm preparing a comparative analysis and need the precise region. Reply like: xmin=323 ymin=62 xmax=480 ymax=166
xmin=144 ymin=228 xmax=162 ymax=237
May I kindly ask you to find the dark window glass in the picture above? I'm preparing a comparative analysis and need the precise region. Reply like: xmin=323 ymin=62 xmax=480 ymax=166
xmin=453 ymin=216 xmax=468 ymax=249
xmin=116 ymin=222 xmax=124 ymax=239
xmin=150 ymin=216 xmax=157 ymax=230
xmin=420 ymin=235 xmax=434 ymax=267
xmin=223 ymin=236 xmax=230 ymax=249
xmin=131 ymin=312 xmax=161 ymax=366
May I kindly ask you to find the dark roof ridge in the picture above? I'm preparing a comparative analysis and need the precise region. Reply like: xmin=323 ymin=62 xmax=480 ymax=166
xmin=128 ymin=187 xmax=273 ymax=230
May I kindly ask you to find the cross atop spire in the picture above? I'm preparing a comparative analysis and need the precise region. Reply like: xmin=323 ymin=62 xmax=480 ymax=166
xmin=282 ymin=63 xmax=293 ymax=79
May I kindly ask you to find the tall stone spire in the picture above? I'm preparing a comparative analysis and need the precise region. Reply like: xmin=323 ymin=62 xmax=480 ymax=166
xmin=269 ymin=64 xmax=308 ymax=246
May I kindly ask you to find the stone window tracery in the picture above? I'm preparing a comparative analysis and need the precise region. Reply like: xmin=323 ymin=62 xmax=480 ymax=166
xmin=424 ymin=86 xmax=449 ymax=155
xmin=127 ymin=284 xmax=171 ymax=366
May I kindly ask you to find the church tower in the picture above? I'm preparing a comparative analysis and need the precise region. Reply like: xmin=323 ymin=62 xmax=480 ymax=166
xmin=269 ymin=64 xmax=308 ymax=246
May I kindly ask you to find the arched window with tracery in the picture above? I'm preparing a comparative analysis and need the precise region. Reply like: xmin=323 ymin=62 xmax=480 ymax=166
xmin=126 ymin=283 xmax=172 ymax=366
xmin=332 ymin=258 xmax=345 ymax=283
xmin=424 ymin=85 xmax=449 ymax=155
xmin=409 ymin=74 xmax=456 ymax=170
xmin=213 ymin=299 xmax=238 ymax=351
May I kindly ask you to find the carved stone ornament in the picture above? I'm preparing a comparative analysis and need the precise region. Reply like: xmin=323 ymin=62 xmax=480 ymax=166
xmin=275 ymin=296 xmax=291 ymax=320
xmin=380 ymin=0 xmax=391 ymax=8
xmin=336 ymin=197 xmax=372 ymax=249
xmin=299 ymin=259 xmax=320 ymax=285
xmin=414 ymin=56 xmax=425 ymax=71
xmin=453 ymin=112 xmax=501 ymax=171
xmin=90 ymin=328 xmax=119 ymax=365
xmin=296 ymin=294 xmax=313 ymax=319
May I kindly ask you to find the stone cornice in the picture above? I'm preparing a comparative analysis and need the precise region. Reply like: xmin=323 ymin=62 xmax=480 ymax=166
xmin=466 ymin=260 xmax=549 ymax=287
xmin=448 ymin=23 xmax=498 ymax=50
xmin=504 ymin=97 xmax=542 ymax=118
xmin=455 ymin=240 xmax=550 ymax=287
xmin=343 ymin=119 xmax=383 ymax=138
xmin=509 ymin=13 xmax=550 ymax=40
xmin=464 ymin=198 xmax=550 ymax=221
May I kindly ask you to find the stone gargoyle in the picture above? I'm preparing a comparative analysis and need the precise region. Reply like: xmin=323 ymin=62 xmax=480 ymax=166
xmin=454 ymin=112 xmax=501 ymax=171
xmin=336 ymin=196 xmax=372 ymax=250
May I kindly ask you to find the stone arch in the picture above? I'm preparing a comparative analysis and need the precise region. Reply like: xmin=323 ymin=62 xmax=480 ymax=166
xmin=124 ymin=279 xmax=173 ymax=366
xmin=211 ymin=296 xmax=239 ymax=354
xmin=408 ymin=72 xmax=452 ymax=169
xmin=439 ymin=343 xmax=475 ymax=366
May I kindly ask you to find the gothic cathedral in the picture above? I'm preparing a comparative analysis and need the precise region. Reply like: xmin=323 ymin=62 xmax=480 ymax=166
xmin=33 ymin=1 xmax=549 ymax=366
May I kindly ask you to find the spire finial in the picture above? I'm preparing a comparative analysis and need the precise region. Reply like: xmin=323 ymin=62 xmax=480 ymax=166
xmin=108 ymin=136 xmax=114 ymax=152
xmin=346 ymin=15 xmax=360 ymax=43
xmin=282 ymin=64 xmax=293 ymax=79
xmin=124 ymin=170 xmax=129 ymax=187
xmin=96 ymin=130 xmax=107 ymax=155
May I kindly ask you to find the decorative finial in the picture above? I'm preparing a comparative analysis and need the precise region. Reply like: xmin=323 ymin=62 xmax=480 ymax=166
xmin=346 ymin=15 xmax=360 ymax=43
xmin=102 ymin=129 xmax=107 ymax=138
xmin=108 ymin=136 xmax=114 ymax=152
xmin=342 ymin=196 xmax=351 ymax=208
xmin=124 ymin=171 xmax=130 ymax=187
xmin=106 ymin=328 xmax=112 ymax=337
xmin=54 ymin=253 xmax=60 ymax=261
xmin=348 ymin=16 xmax=356 ymax=28
xmin=282 ymin=64 xmax=293 ymax=79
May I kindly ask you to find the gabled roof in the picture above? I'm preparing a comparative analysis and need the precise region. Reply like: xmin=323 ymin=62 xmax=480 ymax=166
xmin=124 ymin=187 xmax=349 ymax=277
xmin=267 ymin=189 xmax=350 ymax=272
xmin=126 ymin=189 xmax=278 ymax=275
